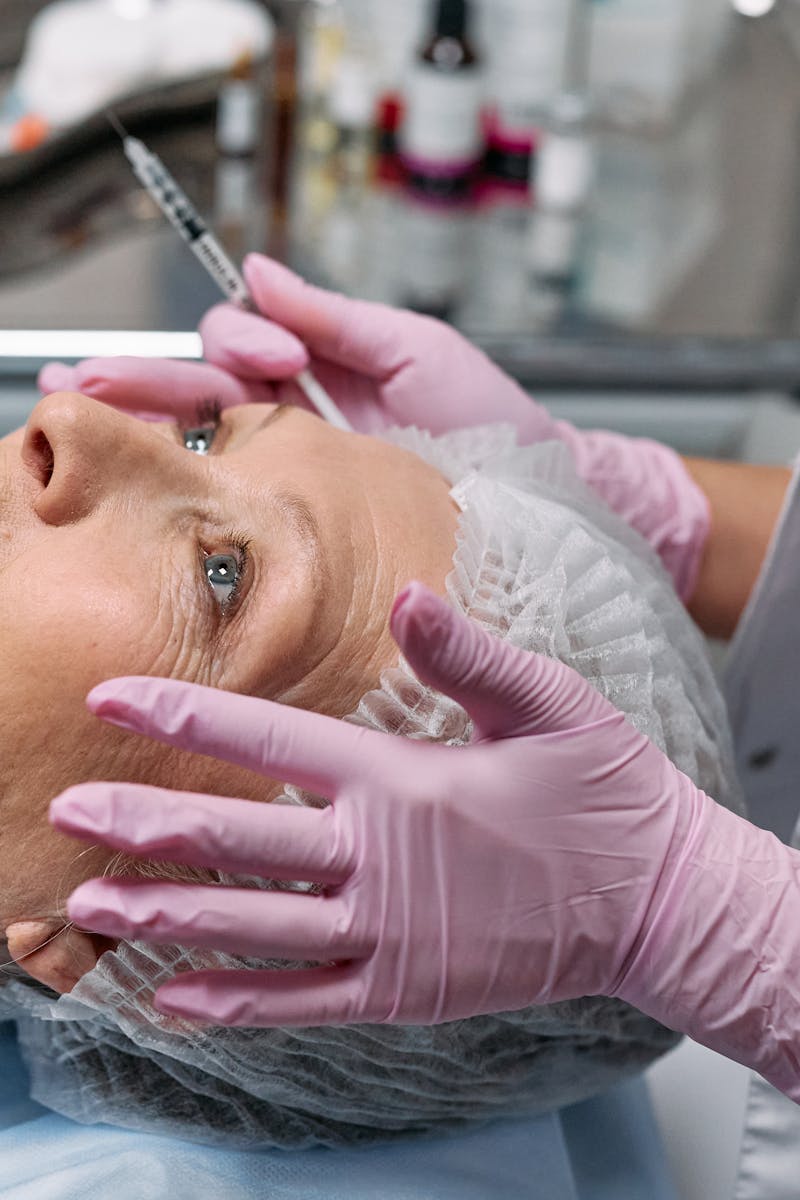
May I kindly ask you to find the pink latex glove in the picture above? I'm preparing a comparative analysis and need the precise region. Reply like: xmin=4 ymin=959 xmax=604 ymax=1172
xmin=39 ymin=255 xmax=708 ymax=601
xmin=37 ymin=355 xmax=275 ymax=421
xmin=52 ymin=583 xmax=800 ymax=1101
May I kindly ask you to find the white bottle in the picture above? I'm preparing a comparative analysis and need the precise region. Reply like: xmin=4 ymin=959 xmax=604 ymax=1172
xmin=399 ymin=0 xmax=484 ymax=199
xmin=527 ymin=93 xmax=593 ymax=293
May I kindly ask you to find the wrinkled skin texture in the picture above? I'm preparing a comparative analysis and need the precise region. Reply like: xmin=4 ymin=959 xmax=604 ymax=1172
xmin=0 ymin=394 xmax=457 ymax=991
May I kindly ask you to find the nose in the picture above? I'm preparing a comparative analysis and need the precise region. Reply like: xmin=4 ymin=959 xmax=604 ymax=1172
xmin=22 ymin=392 xmax=184 ymax=525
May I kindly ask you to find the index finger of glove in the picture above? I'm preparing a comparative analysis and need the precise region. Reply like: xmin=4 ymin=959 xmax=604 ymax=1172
xmin=38 ymin=357 xmax=270 ymax=415
xmin=87 ymin=676 xmax=391 ymax=798
xmin=50 ymin=782 xmax=352 ymax=884
xmin=66 ymin=879 xmax=372 ymax=962
xmin=154 ymin=965 xmax=368 ymax=1027
xmin=200 ymin=304 xmax=310 ymax=380
xmin=243 ymin=254 xmax=407 ymax=379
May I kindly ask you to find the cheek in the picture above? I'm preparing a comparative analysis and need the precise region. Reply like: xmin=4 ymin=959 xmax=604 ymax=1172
xmin=0 ymin=816 xmax=113 ymax=930
xmin=0 ymin=540 xmax=187 ymax=703
xmin=0 ymin=713 xmax=201 ymax=929
xmin=0 ymin=709 xmax=131 ymax=928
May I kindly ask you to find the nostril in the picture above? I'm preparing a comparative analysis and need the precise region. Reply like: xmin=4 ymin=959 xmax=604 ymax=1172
xmin=29 ymin=430 xmax=54 ymax=487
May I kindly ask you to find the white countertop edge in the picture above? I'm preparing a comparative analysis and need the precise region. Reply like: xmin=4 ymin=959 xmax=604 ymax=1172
xmin=0 ymin=330 xmax=202 ymax=361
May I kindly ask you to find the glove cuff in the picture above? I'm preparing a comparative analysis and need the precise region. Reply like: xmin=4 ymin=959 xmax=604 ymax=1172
xmin=614 ymin=782 xmax=800 ymax=1101
xmin=552 ymin=423 xmax=710 ymax=603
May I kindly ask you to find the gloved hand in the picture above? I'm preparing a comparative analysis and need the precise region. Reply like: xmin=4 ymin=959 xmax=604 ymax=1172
xmin=51 ymin=583 xmax=800 ymax=1101
xmin=39 ymin=254 xmax=708 ymax=601
xmin=37 ymin=352 xmax=275 ymax=422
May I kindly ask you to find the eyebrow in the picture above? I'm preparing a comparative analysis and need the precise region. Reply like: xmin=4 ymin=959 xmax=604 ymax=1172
xmin=252 ymin=404 xmax=290 ymax=436
xmin=166 ymin=402 xmax=291 ymax=453
xmin=275 ymin=488 xmax=322 ymax=557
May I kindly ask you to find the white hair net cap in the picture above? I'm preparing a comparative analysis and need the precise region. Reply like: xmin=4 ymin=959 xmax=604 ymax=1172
xmin=0 ymin=426 xmax=742 ymax=1148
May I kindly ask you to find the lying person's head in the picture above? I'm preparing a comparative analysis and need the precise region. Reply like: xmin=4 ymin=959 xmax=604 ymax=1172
xmin=1 ymin=391 xmax=458 ymax=988
xmin=0 ymin=395 xmax=742 ymax=1146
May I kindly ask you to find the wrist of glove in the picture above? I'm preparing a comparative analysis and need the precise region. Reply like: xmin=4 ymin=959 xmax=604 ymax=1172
xmin=552 ymin=422 xmax=709 ymax=602
xmin=614 ymin=781 xmax=800 ymax=1102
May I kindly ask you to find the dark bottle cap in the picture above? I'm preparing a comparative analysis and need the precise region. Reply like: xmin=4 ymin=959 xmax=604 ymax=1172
xmin=432 ymin=0 xmax=470 ymax=40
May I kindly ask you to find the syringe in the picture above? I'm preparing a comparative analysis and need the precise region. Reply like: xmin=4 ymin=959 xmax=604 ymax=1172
xmin=107 ymin=112 xmax=352 ymax=432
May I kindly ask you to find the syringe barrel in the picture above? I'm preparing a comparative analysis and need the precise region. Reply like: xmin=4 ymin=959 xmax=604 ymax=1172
xmin=124 ymin=138 xmax=207 ymax=242
xmin=192 ymin=232 xmax=255 ymax=308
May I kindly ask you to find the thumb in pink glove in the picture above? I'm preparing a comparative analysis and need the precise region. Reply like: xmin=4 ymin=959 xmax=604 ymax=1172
xmin=50 ymin=582 xmax=800 ymax=1102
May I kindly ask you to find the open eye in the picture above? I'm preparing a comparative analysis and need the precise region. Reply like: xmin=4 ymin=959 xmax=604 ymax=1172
xmin=181 ymin=400 xmax=223 ymax=455
xmin=205 ymin=553 xmax=241 ymax=607
xmin=182 ymin=424 xmax=217 ymax=455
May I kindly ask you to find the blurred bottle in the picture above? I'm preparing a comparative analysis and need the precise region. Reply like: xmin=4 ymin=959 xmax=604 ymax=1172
xmin=290 ymin=0 xmax=345 ymax=262
xmin=367 ymin=0 xmax=428 ymax=184
xmin=527 ymin=92 xmax=594 ymax=315
xmin=532 ymin=93 xmax=594 ymax=215
xmin=399 ymin=0 xmax=484 ymax=201
xmin=396 ymin=194 xmax=475 ymax=319
xmin=215 ymin=51 xmax=269 ymax=257
xmin=480 ymin=0 xmax=574 ymax=188
xmin=459 ymin=191 xmax=534 ymax=333
xmin=327 ymin=51 xmax=376 ymax=188
xmin=374 ymin=92 xmax=404 ymax=185
xmin=297 ymin=0 xmax=346 ymax=114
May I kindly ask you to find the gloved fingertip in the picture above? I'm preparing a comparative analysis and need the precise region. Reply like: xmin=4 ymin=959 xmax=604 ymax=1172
xmin=242 ymin=255 xmax=323 ymax=329
xmin=65 ymin=880 xmax=127 ymax=933
xmin=201 ymin=305 xmax=310 ymax=377
xmin=86 ymin=681 xmax=144 ymax=731
xmin=153 ymin=982 xmax=215 ymax=1023
xmin=226 ymin=331 xmax=309 ymax=375
xmin=50 ymin=782 xmax=113 ymax=837
xmin=391 ymin=580 xmax=433 ymax=639
xmin=243 ymin=252 xmax=303 ymax=293
xmin=242 ymin=251 xmax=266 ymax=276
xmin=38 ymin=362 xmax=75 ymax=393
xmin=50 ymin=789 xmax=89 ymax=830
xmin=390 ymin=583 xmax=457 ymax=661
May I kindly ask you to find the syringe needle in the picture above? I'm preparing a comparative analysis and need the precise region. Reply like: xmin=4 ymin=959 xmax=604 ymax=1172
xmin=105 ymin=109 xmax=129 ymax=141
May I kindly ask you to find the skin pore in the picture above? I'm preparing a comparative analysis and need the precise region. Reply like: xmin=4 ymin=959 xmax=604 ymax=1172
xmin=0 ymin=392 xmax=458 ymax=993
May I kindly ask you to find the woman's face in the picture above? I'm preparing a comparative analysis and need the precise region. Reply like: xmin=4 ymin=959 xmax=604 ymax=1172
xmin=0 ymin=393 xmax=457 ymax=983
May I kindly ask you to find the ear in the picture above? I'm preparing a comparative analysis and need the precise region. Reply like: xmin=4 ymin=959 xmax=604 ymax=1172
xmin=6 ymin=920 xmax=117 ymax=993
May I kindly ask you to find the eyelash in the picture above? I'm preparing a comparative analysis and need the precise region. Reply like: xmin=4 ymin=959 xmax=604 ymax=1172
xmin=194 ymin=396 xmax=223 ymax=429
